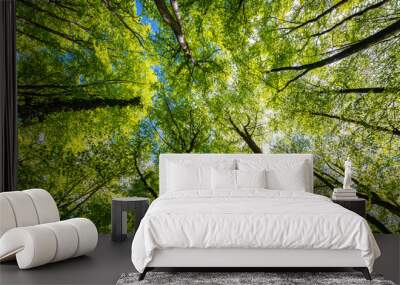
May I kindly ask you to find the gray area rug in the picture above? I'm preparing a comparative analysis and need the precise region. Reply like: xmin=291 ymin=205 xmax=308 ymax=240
xmin=116 ymin=272 xmax=396 ymax=285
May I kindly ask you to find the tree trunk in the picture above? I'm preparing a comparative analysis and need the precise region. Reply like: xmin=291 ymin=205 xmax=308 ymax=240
xmin=19 ymin=97 xmax=141 ymax=121
xmin=153 ymin=0 xmax=194 ymax=63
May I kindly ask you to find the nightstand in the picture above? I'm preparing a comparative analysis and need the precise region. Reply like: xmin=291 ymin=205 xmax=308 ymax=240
xmin=111 ymin=197 xmax=149 ymax=241
xmin=332 ymin=198 xmax=366 ymax=218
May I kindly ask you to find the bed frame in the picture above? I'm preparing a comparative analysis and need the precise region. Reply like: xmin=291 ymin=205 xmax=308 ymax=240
xmin=139 ymin=154 xmax=371 ymax=280
xmin=139 ymin=248 xmax=370 ymax=280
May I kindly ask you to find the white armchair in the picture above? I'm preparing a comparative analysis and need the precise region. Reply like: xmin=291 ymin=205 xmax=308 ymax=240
xmin=0 ymin=189 xmax=98 ymax=269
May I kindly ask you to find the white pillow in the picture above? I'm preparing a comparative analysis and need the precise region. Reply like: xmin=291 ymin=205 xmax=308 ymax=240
xmin=238 ymin=160 xmax=308 ymax=191
xmin=266 ymin=162 xmax=307 ymax=191
xmin=211 ymin=168 xmax=236 ymax=190
xmin=167 ymin=163 xmax=211 ymax=191
xmin=236 ymin=169 xmax=267 ymax=189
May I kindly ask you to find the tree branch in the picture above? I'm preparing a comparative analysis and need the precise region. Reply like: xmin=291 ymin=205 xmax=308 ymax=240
xmin=186 ymin=128 xmax=200 ymax=153
xmin=278 ymin=69 xmax=310 ymax=92
xmin=366 ymin=214 xmax=392 ymax=233
xmin=17 ymin=28 xmax=72 ymax=53
xmin=17 ymin=15 xmax=92 ymax=49
xmin=286 ymin=0 xmax=349 ymax=33
xmin=48 ymin=0 xmax=80 ymax=13
xmin=326 ymin=87 xmax=399 ymax=93
xmin=133 ymin=155 xmax=158 ymax=198
xmin=228 ymin=115 xmax=262 ymax=153
xmin=148 ymin=120 xmax=180 ymax=152
xmin=163 ymin=98 xmax=187 ymax=150
xmin=308 ymin=111 xmax=400 ymax=137
xmin=62 ymin=177 xmax=114 ymax=216
xmin=270 ymin=19 xmax=400 ymax=73
xmin=311 ymin=0 xmax=389 ymax=38
xmin=19 ymin=0 xmax=90 ymax=32
xmin=102 ymin=0 xmax=144 ymax=47
xmin=56 ymin=175 xmax=90 ymax=207
xmin=314 ymin=170 xmax=336 ymax=189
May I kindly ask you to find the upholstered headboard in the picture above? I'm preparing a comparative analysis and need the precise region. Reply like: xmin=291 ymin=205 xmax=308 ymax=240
xmin=159 ymin=154 xmax=313 ymax=195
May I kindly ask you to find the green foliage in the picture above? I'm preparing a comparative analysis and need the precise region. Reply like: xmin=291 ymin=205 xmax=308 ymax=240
xmin=17 ymin=0 xmax=400 ymax=233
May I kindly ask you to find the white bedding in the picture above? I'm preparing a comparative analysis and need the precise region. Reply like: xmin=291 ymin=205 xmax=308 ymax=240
xmin=131 ymin=190 xmax=380 ymax=273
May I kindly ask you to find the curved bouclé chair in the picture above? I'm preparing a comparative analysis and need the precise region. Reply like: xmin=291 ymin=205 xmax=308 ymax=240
xmin=0 ymin=189 xmax=98 ymax=269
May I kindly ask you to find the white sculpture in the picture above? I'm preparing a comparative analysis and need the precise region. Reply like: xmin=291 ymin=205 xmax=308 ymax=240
xmin=343 ymin=157 xmax=352 ymax=189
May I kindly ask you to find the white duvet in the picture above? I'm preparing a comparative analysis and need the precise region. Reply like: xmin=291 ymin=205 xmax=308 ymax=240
xmin=131 ymin=190 xmax=380 ymax=273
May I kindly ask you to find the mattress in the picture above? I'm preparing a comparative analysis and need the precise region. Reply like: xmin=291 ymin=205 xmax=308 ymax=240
xmin=131 ymin=190 xmax=380 ymax=273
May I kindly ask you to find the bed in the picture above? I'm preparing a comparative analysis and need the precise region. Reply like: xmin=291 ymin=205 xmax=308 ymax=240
xmin=131 ymin=154 xmax=380 ymax=280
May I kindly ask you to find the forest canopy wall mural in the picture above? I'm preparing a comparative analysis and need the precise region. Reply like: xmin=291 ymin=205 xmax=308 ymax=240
xmin=16 ymin=0 xmax=399 ymax=233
